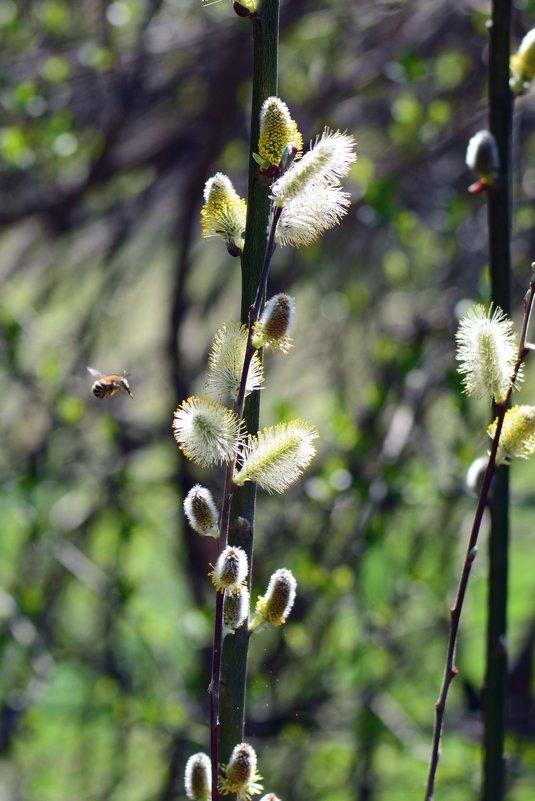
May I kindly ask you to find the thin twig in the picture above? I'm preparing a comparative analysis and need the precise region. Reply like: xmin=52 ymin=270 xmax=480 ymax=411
xmin=250 ymin=206 xmax=282 ymax=325
xmin=424 ymin=279 xmax=535 ymax=801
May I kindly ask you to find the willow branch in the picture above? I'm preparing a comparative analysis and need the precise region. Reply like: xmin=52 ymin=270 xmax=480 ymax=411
xmin=210 ymin=6 xmax=279 ymax=792
xmin=424 ymin=279 xmax=535 ymax=801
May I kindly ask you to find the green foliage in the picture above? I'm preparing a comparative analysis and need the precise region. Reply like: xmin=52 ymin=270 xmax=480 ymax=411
xmin=1 ymin=1 xmax=535 ymax=800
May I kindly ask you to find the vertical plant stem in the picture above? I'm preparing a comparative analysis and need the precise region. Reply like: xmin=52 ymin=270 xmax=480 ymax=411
xmin=484 ymin=2 xmax=512 ymax=799
xmin=240 ymin=2 xmax=280 ymax=323
xmin=209 ymin=196 xmax=281 ymax=801
xmin=217 ymin=0 xmax=280 ymax=787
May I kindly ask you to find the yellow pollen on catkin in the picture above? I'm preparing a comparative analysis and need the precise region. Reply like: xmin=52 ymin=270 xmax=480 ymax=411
xmin=219 ymin=743 xmax=263 ymax=801
xmin=200 ymin=173 xmax=247 ymax=251
xmin=489 ymin=405 xmax=535 ymax=464
xmin=251 ymin=568 xmax=297 ymax=629
xmin=251 ymin=293 xmax=295 ymax=353
xmin=258 ymin=97 xmax=303 ymax=167
xmin=210 ymin=546 xmax=249 ymax=594
xmin=511 ymin=29 xmax=535 ymax=92
xmin=233 ymin=419 xmax=318 ymax=494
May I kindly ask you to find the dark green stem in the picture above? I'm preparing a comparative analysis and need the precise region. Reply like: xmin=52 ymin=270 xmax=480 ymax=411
xmin=240 ymin=2 xmax=280 ymax=323
xmin=216 ymin=0 xmax=280 ymax=787
xmin=484 ymin=2 xmax=512 ymax=799
xmin=208 ymin=202 xmax=279 ymax=798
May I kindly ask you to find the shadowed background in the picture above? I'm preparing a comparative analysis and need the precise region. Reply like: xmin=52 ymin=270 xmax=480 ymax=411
xmin=1 ymin=1 xmax=535 ymax=799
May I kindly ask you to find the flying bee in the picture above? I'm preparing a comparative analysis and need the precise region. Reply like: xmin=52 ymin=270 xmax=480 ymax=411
xmin=87 ymin=367 xmax=134 ymax=399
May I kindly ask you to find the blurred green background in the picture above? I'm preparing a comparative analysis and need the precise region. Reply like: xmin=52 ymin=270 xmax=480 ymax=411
xmin=1 ymin=1 xmax=535 ymax=799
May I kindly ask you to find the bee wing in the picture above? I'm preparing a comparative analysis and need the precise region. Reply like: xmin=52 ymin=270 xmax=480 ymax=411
xmin=87 ymin=366 xmax=105 ymax=379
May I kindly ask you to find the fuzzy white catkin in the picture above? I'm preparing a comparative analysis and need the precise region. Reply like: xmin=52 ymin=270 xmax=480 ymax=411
xmin=212 ymin=546 xmax=249 ymax=593
xmin=183 ymin=484 xmax=219 ymax=537
xmin=184 ymin=752 xmax=211 ymax=801
xmin=455 ymin=305 xmax=518 ymax=403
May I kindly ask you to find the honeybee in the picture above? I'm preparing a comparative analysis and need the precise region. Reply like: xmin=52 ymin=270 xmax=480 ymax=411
xmin=87 ymin=367 xmax=134 ymax=399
